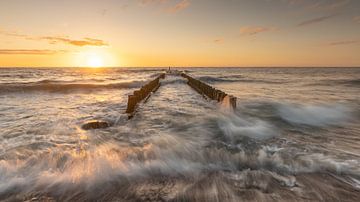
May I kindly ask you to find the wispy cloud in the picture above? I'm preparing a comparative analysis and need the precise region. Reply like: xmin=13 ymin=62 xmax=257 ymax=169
xmin=240 ymin=26 xmax=276 ymax=36
xmin=0 ymin=30 xmax=27 ymax=38
xmin=297 ymin=14 xmax=338 ymax=26
xmin=280 ymin=0 xmax=350 ymax=10
xmin=37 ymin=37 xmax=108 ymax=47
xmin=139 ymin=0 xmax=168 ymax=5
xmin=0 ymin=30 xmax=108 ymax=47
xmin=281 ymin=0 xmax=304 ymax=5
xmin=307 ymin=0 xmax=350 ymax=10
xmin=167 ymin=0 xmax=190 ymax=13
xmin=327 ymin=40 xmax=358 ymax=46
xmin=0 ymin=49 xmax=67 ymax=55
xmin=138 ymin=0 xmax=190 ymax=13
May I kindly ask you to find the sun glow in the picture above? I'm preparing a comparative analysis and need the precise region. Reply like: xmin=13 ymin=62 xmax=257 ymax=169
xmin=73 ymin=49 xmax=118 ymax=68
xmin=87 ymin=55 xmax=103 ymax=68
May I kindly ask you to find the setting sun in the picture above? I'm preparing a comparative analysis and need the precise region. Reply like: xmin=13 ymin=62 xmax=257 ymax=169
xmin=87 ymin=55 xmax=103 ymax=68
xmin=72 ymin=49 xmax=118 ymax=68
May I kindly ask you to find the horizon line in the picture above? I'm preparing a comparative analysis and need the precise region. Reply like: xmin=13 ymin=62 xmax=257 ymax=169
xmin=1 ymin=66 xmax=360 ymax=68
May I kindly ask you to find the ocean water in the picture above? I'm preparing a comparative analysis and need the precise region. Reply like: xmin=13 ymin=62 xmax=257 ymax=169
xmin=0 ymin=67 xmax=359 ymax=201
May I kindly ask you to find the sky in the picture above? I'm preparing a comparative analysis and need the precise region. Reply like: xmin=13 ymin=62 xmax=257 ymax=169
xmin=0 ymin=0 xmax=359 ymax=67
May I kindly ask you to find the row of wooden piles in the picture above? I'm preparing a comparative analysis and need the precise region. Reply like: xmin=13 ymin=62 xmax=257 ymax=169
xmin=126 ymin=73 xmax=165 ymax=117
xmin=181 ymin=73 xmax=237 ymax=109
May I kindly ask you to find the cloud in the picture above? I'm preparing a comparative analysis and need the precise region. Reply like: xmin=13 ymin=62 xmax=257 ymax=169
xmin=0 ymin=49 xmax=67 ymax=55
xmin=327 ymin=40 xmax=358 ymax=46
xmin=137 ymin=0 xmax=190 ymax=13
xmin=279 ymin=0 xmax=350 ymax=10
xmin=0 ymin=30 xmax=27 ymax=38
xmin=140 ymin=0 xmax=168 ymax=5
xmin=297 ymin=14 xmax=338 ymax=26
xmin=240 ymin=26 xmax=276 ymax=36
xmin=307 ymin=0 xmax=350 ymax=10
xmin=0 ymin=29 xmax=108 ymax=47
xmin=167 ymin=0 xmax=190 ymax=13
xmin=280 ymin=0 xmax=305 ymax=5
xmin=354 ymin=16 xmax=360 ymax=23
xmin=38 ymin=37 xmax=108 ymax=46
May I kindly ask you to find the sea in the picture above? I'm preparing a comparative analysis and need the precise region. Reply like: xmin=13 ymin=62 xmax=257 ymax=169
xmin=0 ymin=67 xmax=359 ymax=201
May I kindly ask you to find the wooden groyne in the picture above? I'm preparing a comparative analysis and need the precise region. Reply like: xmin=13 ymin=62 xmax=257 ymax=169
xmin=82 ymin=71 xmax=237 ymax=129
xmin=181 ymin=73 xmax=237 ymax=109
xmin=126 ymin=73 xmax=165 ymax=118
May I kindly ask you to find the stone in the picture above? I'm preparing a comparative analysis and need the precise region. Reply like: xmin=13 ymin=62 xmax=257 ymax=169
xmin=81 ymin=121 xmax=110 ymax=130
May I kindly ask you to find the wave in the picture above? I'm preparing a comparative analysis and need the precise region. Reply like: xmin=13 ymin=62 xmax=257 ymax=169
xmin=0 ymin=105 xmax=359 ymax=200
xmin=336 ymin=79 xmax=360 ymax=87
xmin=277 ymin=103 xmax=352 ymax=127
xmin=1 ymin=134 xmax=359 ymax=201
xmin=198 ymin=76 xmax=239 ymax=83
xmin=216 ymin=109 xmax=278 ymax=141
xmin=0 ymin=80 xmax=145 ymax=93
xmin=116 ymin=69 xmax=165 ymax=74
xmin=310 ymin=79 xmax=360 ymax=87
xmin=149 ymin=73 xmax=167 ymax=78
xmin=161 ymin=78 xmax=187 ymax=85
xmin=237 ymin=101 xmax=355 ymax=128
xmin=197 ymin=76 xmax=283 ymax=84
xmin=214 ymin=101 xmax=353 ymax=142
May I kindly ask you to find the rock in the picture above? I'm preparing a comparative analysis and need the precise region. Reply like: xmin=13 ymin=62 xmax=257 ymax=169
xmin=81 ymin=121 xmax=110 ymax=130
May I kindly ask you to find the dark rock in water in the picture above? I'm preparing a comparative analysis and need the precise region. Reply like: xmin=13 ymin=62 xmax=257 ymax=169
xmin=81 ymin=121 xmax=110 ymax=130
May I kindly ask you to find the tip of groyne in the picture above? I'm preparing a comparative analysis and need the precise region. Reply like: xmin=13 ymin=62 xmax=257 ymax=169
xmin=181 ymin=73 xmax=237 ymax=109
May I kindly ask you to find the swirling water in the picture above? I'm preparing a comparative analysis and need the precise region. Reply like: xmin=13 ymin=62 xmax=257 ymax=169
xmin=0 ymin=67 xmax=359 ymax=201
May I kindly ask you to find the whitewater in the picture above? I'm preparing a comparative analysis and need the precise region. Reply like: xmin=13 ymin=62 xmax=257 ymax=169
xmin=0 ymin=67 xmax=359 ymax=201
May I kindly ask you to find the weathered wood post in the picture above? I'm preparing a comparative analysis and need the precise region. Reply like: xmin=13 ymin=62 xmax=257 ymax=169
xmin=229 ymin=96 xmax=237 ymax=109
xmin=126 ymin=95 xmax=137 ymax=114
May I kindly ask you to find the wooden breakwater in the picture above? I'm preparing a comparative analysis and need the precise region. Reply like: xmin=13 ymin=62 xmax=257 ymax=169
xmin=126 ymin=73 xmax=165 ymax=117
xmin=181 ymin=73 xmax=237 ymax=109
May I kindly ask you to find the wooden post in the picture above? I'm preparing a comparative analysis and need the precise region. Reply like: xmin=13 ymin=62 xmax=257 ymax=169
xmin=126 ymin=73 xmax=165 ymax=117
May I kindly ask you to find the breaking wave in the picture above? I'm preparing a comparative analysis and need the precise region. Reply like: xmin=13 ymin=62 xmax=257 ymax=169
xmin=216 ymin=110 xmax=278 ymax=141
xmin=277 ymin=103 xmax=352 ymax=127
xmin=1 ymin=130 xmax=359 ymax=201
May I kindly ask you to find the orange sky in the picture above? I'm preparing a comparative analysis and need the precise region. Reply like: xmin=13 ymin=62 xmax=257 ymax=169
xmin=0 ymin=0 xmax=360 ymax=67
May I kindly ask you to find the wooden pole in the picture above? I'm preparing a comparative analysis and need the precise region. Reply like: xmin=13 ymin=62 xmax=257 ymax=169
xmin=126 ymin=73 xmax=165 ymax=118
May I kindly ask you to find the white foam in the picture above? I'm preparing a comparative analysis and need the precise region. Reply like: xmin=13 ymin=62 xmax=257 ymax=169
xmin=217 ymin=112 xmax=278 ymax=141
xmin=278 ymin=103 xmax=351 ymax=126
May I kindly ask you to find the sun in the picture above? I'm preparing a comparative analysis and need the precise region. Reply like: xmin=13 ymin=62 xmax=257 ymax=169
xmin=73 ymin=49 xmax=119 ymax=68
xmin=87 ymin=55 xmax=103 ymax=68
